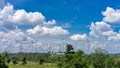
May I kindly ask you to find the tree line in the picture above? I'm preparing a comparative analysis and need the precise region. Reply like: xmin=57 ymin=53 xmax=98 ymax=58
xmin=58 ymin=44 xmax=120 ymax=68
xmin=0 ymin=44 xmax=120 ymax=68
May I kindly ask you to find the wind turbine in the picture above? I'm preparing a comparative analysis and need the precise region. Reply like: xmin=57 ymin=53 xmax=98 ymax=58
xmin=86 ymin=38 xmax=90 ymax=54
xmin=61 ymin=36 xmax=66 ymax=53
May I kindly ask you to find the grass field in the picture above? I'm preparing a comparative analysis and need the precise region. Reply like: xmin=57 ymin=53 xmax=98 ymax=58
xmin=8 ymin=62 xmax=58 ymax=68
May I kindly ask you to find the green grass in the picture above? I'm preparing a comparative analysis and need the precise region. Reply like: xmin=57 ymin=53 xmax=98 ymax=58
xmin=8 ymin=62 xmax=58 ymax=68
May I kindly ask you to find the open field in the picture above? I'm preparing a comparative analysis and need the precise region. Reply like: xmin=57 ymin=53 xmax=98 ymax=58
xmin=8 ymin=62 xmax=58 ymax=68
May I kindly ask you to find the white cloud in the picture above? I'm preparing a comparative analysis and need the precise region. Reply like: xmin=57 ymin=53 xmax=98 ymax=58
xmin=70 ymin=34 xmax=87 ymax=41
xmin=1 ymin=3 xmax=120 ymax=53
xmin=43 ymin=19 xmax=56 ymax=25
xmin=89 ymin=21 xmax=113 ymax=37
xmin=0 ymin=29 xmax=32 ymax=52
xmin=27 ymin=25 xmax=69 ymax=36
xmin=102 ymin=7 xmax=120 ymax=23
xmin=0 ymin=3 xmax=56 ymax=26
xmin=108 ymin=34 xmax=120 ymax=41
xmin=88 ymin=21 xmax=120 ymax=53
xmin=11 ymin=10 xmax=45 ymax=25
xmin=89 ymin=21 xmax=120 ymax=40
xmin=0 ymin=3 xmax=70 ymax=53
xmin=0 ymin=3 xmax=14 ymax=24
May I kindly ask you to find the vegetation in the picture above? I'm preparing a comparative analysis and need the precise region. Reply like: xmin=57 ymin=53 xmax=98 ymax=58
xmin=8 ymin=62 xmax=57 ymax=68
xmin=1 ymin=44 xmax=120 ymax=68
xmin=0 ymin=52 xmax=8 ymax=68
xmin=57 ymin=44 xmax=120 ymax=68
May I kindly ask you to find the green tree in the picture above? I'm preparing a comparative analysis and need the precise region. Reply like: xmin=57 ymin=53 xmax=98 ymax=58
xmin=39 ymin=58 xmax=45 ymax=65
xmin=6 ymin=58 xmax=11 ymax=64
xmin=114 ymin=57 xmax=120 ymax=68
xmin=12 ymin=57 xmax=18 ymax=65
xmin=58 ymin=43 xmax=89 ymax=68
xmin=66 ymin=44 xmax=74 ymax=53
xmin=90 ymin=48 xmax=108 ymax=68
xmin=22 ymin=57 xmax=27 ymax=65
xmin=0 ymin=53 xmax=8 ymax=68
xmin=105 ymin=56 xmax=114 ymax=68
xmin=73 ymin=50 xmax=88 ymax=68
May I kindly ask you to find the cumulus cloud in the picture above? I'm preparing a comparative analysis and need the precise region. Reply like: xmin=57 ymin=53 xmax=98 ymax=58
xmin=0 ymin=3 xmax=56 ymax=26
xmin=70 ymin=34 xmax=87 ymax=41
xmin=88 ymin=21 xmax=120 ymax=53
xmin=0 ymin=3 xmax=69 ymax=53
xmin=102 ymin=7 xmax=120 ymax=23
xmin=108 ymin=34 xmax=120 ymax=41
xmin=89 ymin=21 xmax=115 ymax=37
xmin=11 ymin=10 xmax=45 ymax=25
xmin=27 ymin=25 xmax=69 ymax=36
xmin=89 ymin=21 xmax=120 ymax=41
xmin=1 ymin=2 xmax=120 ymax=53
xmin=0 ymin=29 xmax=33 ymax=52
xmin=43 ymin=19 xmax=56 ymax=25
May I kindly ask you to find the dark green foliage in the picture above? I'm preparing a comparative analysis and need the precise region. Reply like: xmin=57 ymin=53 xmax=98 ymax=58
xmin=59 ymin=50 xmax=89 ymax=68
xmin=6 ymin=58 xmax=11 ymax=64
xmin=39 ymin=58 xmax=45 ymax=65
xmin=114 ymin=57 xmax=120 ymax=67
xmin=22 ymin=57 xmax=27 ymax=65
xmin=105 ymin=56 xmax=115 ymax=68
xmin=57 ymin=61 xmax=63 ymax=68
xmin=0 ymin=53 xmax=8 ymax=68
xmin=58 ymin=44 xmax=89 ymax=68
xmin=66 ymin=44 xmax=74 ymax=53
xmin=90 ymin=48 xmax=108 ymax=68
xmin=12 ymin=57 xmax=18 ymax=65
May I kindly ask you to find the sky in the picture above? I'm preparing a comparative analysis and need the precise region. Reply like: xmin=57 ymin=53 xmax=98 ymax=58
xmin=0 ymin=0 xmax=120 ymax=53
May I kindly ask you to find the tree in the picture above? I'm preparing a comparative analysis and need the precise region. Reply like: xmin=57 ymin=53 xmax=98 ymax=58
xmin=66 ymin=44 xmax=74 ymax=53
xmin=0 ymin=54 xmax=8 ymax=68
xmin=90 ymin=48 xmax=108 ymax=68
xmin=114 ymin=57 xmax=120 ymax=68
xmin=39 ymin=58 xmax=45 ymax=65
xmin=73 ymin=50 xmax=88 ymax=68
xmin=105 ymin=56 xmax=114 ymax=68
xmin=58 ymin=44 xmax=89 ymax=68
xmin=22 ymin=57 xmax=27 ymax=65
xmin=6 ymin=58 xmax=11 ymax=64
xmin=2 ymin=51 xmax=8 ymax=59
xmin=12 ymin=57 xmax=18 ymax=65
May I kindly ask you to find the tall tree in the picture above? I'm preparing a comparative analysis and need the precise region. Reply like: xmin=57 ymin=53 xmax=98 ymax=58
xmin=66 ymin=44 xmax=74 ymax=53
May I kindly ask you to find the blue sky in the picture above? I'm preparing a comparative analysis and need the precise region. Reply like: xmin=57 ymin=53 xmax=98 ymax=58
xmin=0 ymin=0 xmax=120 ymax=53
xmin=6 ymin=0 xmax=120 ymax=34
xmin=3 ymin=0 xmax=120 ymax=34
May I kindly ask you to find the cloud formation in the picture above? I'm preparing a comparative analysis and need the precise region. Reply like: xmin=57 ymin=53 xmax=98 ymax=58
xmin=0 ymin=29 xmax=34 ymax=52
xmin=70 ymin=34 xmax=87 ymax=41
xmin=89 ymin=21 xmax=115 ymax=37
xmin=1 ymin=2 xmax=120 ymax=53
xmin=0 ymin=3 xmax=68 ymax=53
xmin=0 ymin=3 xmax=56 ymax=26
xmin=27 ymin=25 xmax=69 ymax=36
xmin=89 ymin=7 xmax=120 ymax=52
xmin=102 ymin=7 xmax=120 ymax=23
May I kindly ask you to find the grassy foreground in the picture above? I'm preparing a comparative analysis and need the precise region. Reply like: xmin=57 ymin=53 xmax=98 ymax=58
xmin=8 ymin=62 xmax=58 ymax=68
